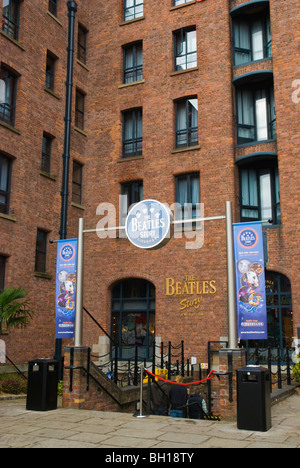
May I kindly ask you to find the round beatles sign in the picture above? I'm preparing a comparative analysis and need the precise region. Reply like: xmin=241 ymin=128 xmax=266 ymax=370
xmin=125 ymin=199 xmax=172 ymax=250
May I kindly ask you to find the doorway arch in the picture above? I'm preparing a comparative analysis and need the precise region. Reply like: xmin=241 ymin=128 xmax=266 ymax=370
xmin=265 ymin=271 xmax=293 ymax=348
xmin=111 ymin=278 xmax=155 ymax=360
xmin=243 ymin=271 xmax=293 ymax=350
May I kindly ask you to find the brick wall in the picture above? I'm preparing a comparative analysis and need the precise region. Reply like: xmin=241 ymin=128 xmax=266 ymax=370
xmin=0 ymin=0 xmax=299 ymax=367
xmin=0 ymin=0 xmax=89 ymax=362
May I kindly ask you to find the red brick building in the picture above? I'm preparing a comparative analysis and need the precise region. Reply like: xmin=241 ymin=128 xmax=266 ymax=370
xmin=0 ymin=0 xmax=299 ymax=367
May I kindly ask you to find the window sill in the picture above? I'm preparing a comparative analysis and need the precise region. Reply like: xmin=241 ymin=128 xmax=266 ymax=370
xmin=44 ymin=87 xmax=61 ymax=100
xmin=117 ymin=155 xmax=145 ymax=163
xmin=0 ymin=213 xmax=17 ymax=222
xmin=171 ymin=144 xmax=201 ymax=154
xmin=262 ymin=223 xmax=281 ymax=229
xmin=34 ymin=272 xmax=52 ymax=280
xmin=0 ymin=120 xmax=21 ymax=134
xmin=40 ymin=171 xmax=57 ymax=181
xmin=241 ymin=221 xmax=281 ymax=229
xmin=235 ymin=139 xmax=276 ymax=148
xmin=120 ymin=16 xmax=145 ymax=27
xmin=74 ymin=126 xmax=88 ymax=137
xmin=233 ymin=57 xmax=272 ymax=69
xmin=118 ymin=79 xmax=145 ymax=89
xmin=46 ymin=11 xmax=63 ymax=27
xmin=170 ymin=0 xmax=196 ymax=11
xmin=170 ymin=67 xmax=199 ymax=77
xmin=77 ymin=59 xmax=90 ymax=72
xmin=0 ymin=30 xmax=26 ymax=51
xmin=71 ymin=201 xmax=85 ymax=210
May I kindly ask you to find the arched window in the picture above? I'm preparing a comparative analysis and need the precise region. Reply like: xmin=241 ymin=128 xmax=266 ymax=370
xmin=111 ymin=279 xmax=155 ymax=360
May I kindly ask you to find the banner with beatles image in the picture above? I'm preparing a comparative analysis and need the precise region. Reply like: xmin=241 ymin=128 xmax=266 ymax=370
xmin=233 ymin=222 xmax=268 ymax=340
xmin=55 ymin=239 xmax=78 ymax=339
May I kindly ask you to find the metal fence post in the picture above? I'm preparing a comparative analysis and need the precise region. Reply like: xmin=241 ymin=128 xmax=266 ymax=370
xmin=225 ymin=201 xmax=238 ymax=349
xmin=134 ymin=364 xmax=148 ymax=418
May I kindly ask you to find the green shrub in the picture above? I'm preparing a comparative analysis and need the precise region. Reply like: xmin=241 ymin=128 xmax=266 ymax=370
xmin=0 ymin=378 xmax=27 ymax=395
xmin=292 ymin=363 xmax=300 ymax=383
xmin=57 ymin=380 xmax=63 ymax=396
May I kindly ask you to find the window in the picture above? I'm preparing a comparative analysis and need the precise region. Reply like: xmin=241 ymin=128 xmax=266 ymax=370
xmin=239 ymin=161 xmax=280 ymax=225
xmin=2 ymin=0 xmax=20 ymax=41
xmin=35 ymin=229 xmax=48 ymax=273
xmin=233 ymin=13 xmax=272 ymax=66
xmin=41 ymin=133 xmax=53 ymax=174
xmin=77 ymin=24 xmax=87 ymax=64
xmin=111 ymin=279 xmax=155 ymax=360
xmin=45 ymin=52 xmax=56 ymax=91
xmin=123 ymin=42 xmax=143 ymax=84
xmin=174 ymin=27 xmax=197 ymax=71
xmin=175 ymin=97 xmax=198 ymax=148
xmin=48 ymin=0 xmax=57 ymax=16
xmin=236 ymin=86 xmax=276 ymax=145
xmin=0 ymin=255 xmax=6 ymax=292
xmin=120 ymin=180 xmax=143 ymax=226
xmin=124 ymin=0 xmax=143 ymax=21
xmin=72 ymin=161 xmax=83 ymax=205
xmin=122 ymin=108 xmax=142 ymax=158
xmin=75 ymin=89 xmax=85 ymax=130
xmin=175 ymin=173 xmax=200 ymax=223
xmin=0 ymin=153 xmax=12 ymax=215
xmin=0 ymin=64 xmax=17 ymax=126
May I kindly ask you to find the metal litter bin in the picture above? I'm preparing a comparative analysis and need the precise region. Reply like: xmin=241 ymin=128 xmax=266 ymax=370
xmin=237 ymin=365 xmax=271 ymax=432
xmin=26 ymin=359 xmax=59 ymax=411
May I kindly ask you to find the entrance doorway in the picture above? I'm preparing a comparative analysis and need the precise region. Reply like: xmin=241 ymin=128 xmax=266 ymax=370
xmin=111 ymin=278 xmax=155 ymax=360
xmin=265 ymin=271 xmax=293 ymax=348
xmin=243 ymin=271 xmax=293 ymax=352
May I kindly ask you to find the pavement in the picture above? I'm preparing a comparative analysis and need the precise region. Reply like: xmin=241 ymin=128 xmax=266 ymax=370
xmin=0 ymin=394 xmax=300 ymax=449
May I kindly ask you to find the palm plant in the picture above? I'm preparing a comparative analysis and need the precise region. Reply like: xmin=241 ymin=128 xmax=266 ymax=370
xmin=0 ymin=288 xmax=33 ymax=336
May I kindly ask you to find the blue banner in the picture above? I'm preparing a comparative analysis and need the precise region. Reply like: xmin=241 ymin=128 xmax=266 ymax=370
xmin=55 ymin=239 xmax=78 ymax=339
xmin=233 ymin=222 xmax=268 ymax=341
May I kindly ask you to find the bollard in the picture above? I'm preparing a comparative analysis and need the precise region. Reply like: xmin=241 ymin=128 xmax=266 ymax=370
xmin=134 ymin=364 xmax=148 ymax=418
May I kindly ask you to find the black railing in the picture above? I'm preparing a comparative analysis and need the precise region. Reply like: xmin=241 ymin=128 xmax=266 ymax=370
xmin=246 ymin=345 xmax=296 ymax=392
xmin=2 ymin=353 xmax=27 ymax=381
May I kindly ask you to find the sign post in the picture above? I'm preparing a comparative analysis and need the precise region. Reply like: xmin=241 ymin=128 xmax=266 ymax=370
xmin=73 ymin=201 xmax=238 ymax=350
xmin=74 ymin=218 xmax=84 ymax=347
xmin=226 ymin=201 xmax=238 ymax=349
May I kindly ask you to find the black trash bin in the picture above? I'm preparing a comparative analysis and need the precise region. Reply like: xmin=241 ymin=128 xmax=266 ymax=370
xmin=26 ymin=359 xmax=59 ymax=411
xmin=237 ymin=365 xmax=271 ymax=432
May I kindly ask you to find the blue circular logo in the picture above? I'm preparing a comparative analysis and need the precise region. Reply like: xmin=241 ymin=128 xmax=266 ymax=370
xmin=239 ymin=229 xmax=258 ymax=248
xmin=60 ymin=244 xmax=75 ymax=261
xmin=125 ymin=200 xmax=172 ymax=250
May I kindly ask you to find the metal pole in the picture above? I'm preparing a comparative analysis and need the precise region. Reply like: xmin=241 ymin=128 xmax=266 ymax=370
xmin=225 ymin=201 xmax=238 ymax=349
xmin=74 ymin=218 xmax=84 ymax=347
xmin=54 ymin=0 xmax=77 ymax=367
xmin=134 ymin=364 xmax=148 ymax=418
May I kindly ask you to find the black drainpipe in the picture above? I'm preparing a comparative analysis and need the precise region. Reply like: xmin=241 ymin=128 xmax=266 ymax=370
xmin=55 ymin=1 xmax=78 ymax=369
xmin=60 ymin=0 xmax=78 ymax=241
